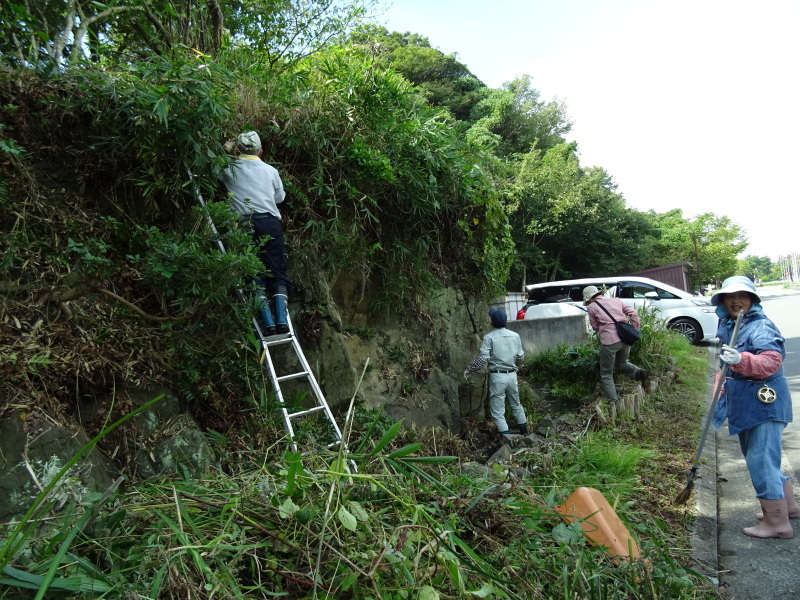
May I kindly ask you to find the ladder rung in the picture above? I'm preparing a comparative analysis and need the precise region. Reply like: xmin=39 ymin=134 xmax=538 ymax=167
xmin=263 ymin=335 xmax=293 ymax=347
xmin=287 ymin=406 xmax=326 ymax=419
xmin=276 ymin=371 xmax=309 ymax=383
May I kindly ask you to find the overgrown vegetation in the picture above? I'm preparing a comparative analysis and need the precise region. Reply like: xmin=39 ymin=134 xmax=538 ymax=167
xmin=0 ymin=341 xmax=719 ymax=599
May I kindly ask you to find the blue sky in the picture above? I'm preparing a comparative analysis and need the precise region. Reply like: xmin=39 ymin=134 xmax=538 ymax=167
xmin=373 ymin=0 xmax=800 ymax=260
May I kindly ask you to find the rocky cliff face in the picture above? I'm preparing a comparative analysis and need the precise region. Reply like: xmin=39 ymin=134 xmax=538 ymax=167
xmin=289 ymin=254 xmax=489 ymax=431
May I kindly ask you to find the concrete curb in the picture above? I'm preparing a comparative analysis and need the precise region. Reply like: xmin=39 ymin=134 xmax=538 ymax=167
xmin=689 ymin=345 xmax=720 ymax=584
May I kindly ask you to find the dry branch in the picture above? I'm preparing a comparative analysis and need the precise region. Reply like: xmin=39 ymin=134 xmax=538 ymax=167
xmin=34 ymin=283 xmax=193 ymax=322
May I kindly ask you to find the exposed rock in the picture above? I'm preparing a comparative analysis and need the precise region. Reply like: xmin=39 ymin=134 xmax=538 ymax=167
xmin=486 ymin=444 xmax=513 ymax=465
xmin=291 ymin=259 xmax=489 ymax=432
xmin=462 ymin=424 xmax=493 ymax=448
xmin=536 ymin=416 xmax=556 ymax=437
xmin=125 ymin=389 xmax=214 ymax=479
xmin=460 ymin=461 xmax=490 ymax=479
xmin=500 ymin=433 xmax=525 ymax=449
xmin=132 ymin=413 xmax=214 ymax=479
xmin=508 ymin=466 xmax=530 ymax=479
xmin=0 ymin=410 xmax=116 ymax=525
xmin=520 ymin=434 xmax=544 ymax=450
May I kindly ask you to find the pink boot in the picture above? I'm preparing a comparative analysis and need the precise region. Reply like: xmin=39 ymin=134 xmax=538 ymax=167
xmin=744 ymin=498 xmax=794 ymax=539
xmin=755 ymin=481 xmax=800 ymax=520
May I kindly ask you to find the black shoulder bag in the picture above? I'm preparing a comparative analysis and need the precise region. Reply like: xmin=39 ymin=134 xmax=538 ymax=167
xmin=594 ymin=300 xmax=641 ymax=346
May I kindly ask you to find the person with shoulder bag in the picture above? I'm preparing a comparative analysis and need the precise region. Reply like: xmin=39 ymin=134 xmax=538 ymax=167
xmin=583 ymin=286 xmax=648 ymax=403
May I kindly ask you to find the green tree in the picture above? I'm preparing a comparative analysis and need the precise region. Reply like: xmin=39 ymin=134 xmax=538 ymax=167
xmin=224 ymin=0 xmax=371 ymax=70
xmin=691 ymin=213 xmax=747 ymax=287
xmin=646 ymin=209 xmax=693 ymax=267
xmin=0 ymin=0 xmax=140 ymax=70
xmin=467 ymin=75 xmax=572 ymax=157
xmin=505 ymin=144 xmax=654 ymax=287
xmin=648 ymin=210 xmax=748 ymax=288
xmin=347 ymin=25 xmax=485 ymax=121
xmin=0 ymin=0 xmax=370 ymax=71
xmin=739 ymin=255 xmax=773 ymax=282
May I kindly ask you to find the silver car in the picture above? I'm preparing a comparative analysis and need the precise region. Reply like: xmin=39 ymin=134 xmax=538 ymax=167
xmin=523 ymin=275 xmax=718 ymax=344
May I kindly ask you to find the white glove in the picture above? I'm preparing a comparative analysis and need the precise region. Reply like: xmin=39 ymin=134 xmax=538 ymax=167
xmin=463 ymin=369 xmax=470 ymax=380
xmin=720 ymin=345 xmax=742 ymax=365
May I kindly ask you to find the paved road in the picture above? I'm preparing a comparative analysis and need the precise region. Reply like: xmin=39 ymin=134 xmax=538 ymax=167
xmin=713 ymin=286 xmax=800 ymax=599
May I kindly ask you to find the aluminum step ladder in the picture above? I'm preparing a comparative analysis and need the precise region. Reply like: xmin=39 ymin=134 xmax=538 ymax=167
xmin=257 ymin=318 xmax=346 ymax=454
xmin=190 ymin=172 xmax=347 ymax=454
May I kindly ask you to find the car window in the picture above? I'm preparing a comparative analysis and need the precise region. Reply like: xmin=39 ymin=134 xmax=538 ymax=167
xmin=618 ymin=282 xmax=679 ymax=300
xmin=529 ymin=282 xmax=612 ymax=304
xmin=529 ymin=286 xmax=570 ymax=303
xmin=567 ymin=286 xmax=584 ymax=302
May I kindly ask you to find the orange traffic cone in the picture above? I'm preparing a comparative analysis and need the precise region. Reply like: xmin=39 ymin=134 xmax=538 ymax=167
xmin=555 ymin=487 xmax=640 ymax=559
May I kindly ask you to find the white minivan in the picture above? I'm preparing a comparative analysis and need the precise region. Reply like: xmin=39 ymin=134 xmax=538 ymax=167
xmin=523 ymin=275 xmax=719 ymax=344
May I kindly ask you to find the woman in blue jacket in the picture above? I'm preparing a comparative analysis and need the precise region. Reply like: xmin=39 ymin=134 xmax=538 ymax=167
xmin=712 ymin=276 xmax=796 ymax=538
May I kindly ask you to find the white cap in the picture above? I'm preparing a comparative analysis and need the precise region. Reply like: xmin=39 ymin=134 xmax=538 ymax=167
xmin=237 ymin=131 xmax=261 ymax=153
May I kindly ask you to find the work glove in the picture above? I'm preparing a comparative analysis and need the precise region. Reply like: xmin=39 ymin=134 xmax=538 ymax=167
xmin=720 ymin=344 xmax=742 ymax=365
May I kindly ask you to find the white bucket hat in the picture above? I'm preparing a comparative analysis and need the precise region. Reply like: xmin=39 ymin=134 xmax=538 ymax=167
xmin=582 ymin=285 xmax=602 ymax=305
xmin=710 ymin=276 xmax=760 ymax=306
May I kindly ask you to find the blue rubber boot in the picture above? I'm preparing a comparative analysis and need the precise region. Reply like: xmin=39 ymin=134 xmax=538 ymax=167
xmin=258 ymin=295 xmax=276 ymax=336
xmin=273 ymin=291 xmax=289 ymax=334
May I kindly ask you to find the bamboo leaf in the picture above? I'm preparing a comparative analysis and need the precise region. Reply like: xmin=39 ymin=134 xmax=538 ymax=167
xmin=419 ymin=585 xmax=440 ymax=600
xmin=386 ymin=443 xmax=421 ymax=458
xmin=368 ymin=421 xmax=403 ymax=455
xmin=467 ymin=582 xmax=497 ymax=597
xmin=347 ymin=501 xmax=369 ymax=522
xmin=2 ymin=566 xmax=113 ymax=593
xmin=278 ymin=497 xmax=300 ymax=519
xmin=397 ymin=455 xmax=458 ymax=464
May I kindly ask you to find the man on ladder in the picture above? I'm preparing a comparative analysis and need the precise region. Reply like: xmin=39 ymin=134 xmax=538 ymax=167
xmin=219 ymin=131 xmax=291 ymax=335
xmin=205 ymin=138 xmax=344 ymax=456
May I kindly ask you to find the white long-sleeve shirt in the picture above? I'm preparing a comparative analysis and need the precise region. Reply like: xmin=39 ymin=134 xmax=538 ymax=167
xmin=218 ymin=155 xmax=285 ymax=218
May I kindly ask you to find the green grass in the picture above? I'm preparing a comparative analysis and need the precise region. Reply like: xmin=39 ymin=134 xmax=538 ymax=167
xmin=550 ymin=431 xmax=655 ymax=497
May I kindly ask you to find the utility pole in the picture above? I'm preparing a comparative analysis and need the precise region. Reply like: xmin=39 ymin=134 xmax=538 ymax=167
xmin=691 ymin=233 xmax=705 ymax=293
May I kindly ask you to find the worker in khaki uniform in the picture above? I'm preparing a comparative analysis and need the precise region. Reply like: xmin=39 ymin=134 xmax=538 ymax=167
xmin=464 ymin=309 xmax=528 ymax=435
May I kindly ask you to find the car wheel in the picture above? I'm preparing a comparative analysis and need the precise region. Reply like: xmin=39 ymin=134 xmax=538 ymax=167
xmin=668 ymin=318 xmax=702 ymax=344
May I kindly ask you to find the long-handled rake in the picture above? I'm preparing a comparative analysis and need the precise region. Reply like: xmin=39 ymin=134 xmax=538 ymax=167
xmin=674 ymin=310 xmax=744 ymax=505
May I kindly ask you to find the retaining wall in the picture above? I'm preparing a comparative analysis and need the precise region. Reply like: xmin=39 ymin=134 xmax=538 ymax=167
xmin=506 ymin=314 xmax=589 ymax=356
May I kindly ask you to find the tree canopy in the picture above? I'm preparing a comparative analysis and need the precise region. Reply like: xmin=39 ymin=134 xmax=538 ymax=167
xmin=0 ymin=0 xmax=751 ymax=299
